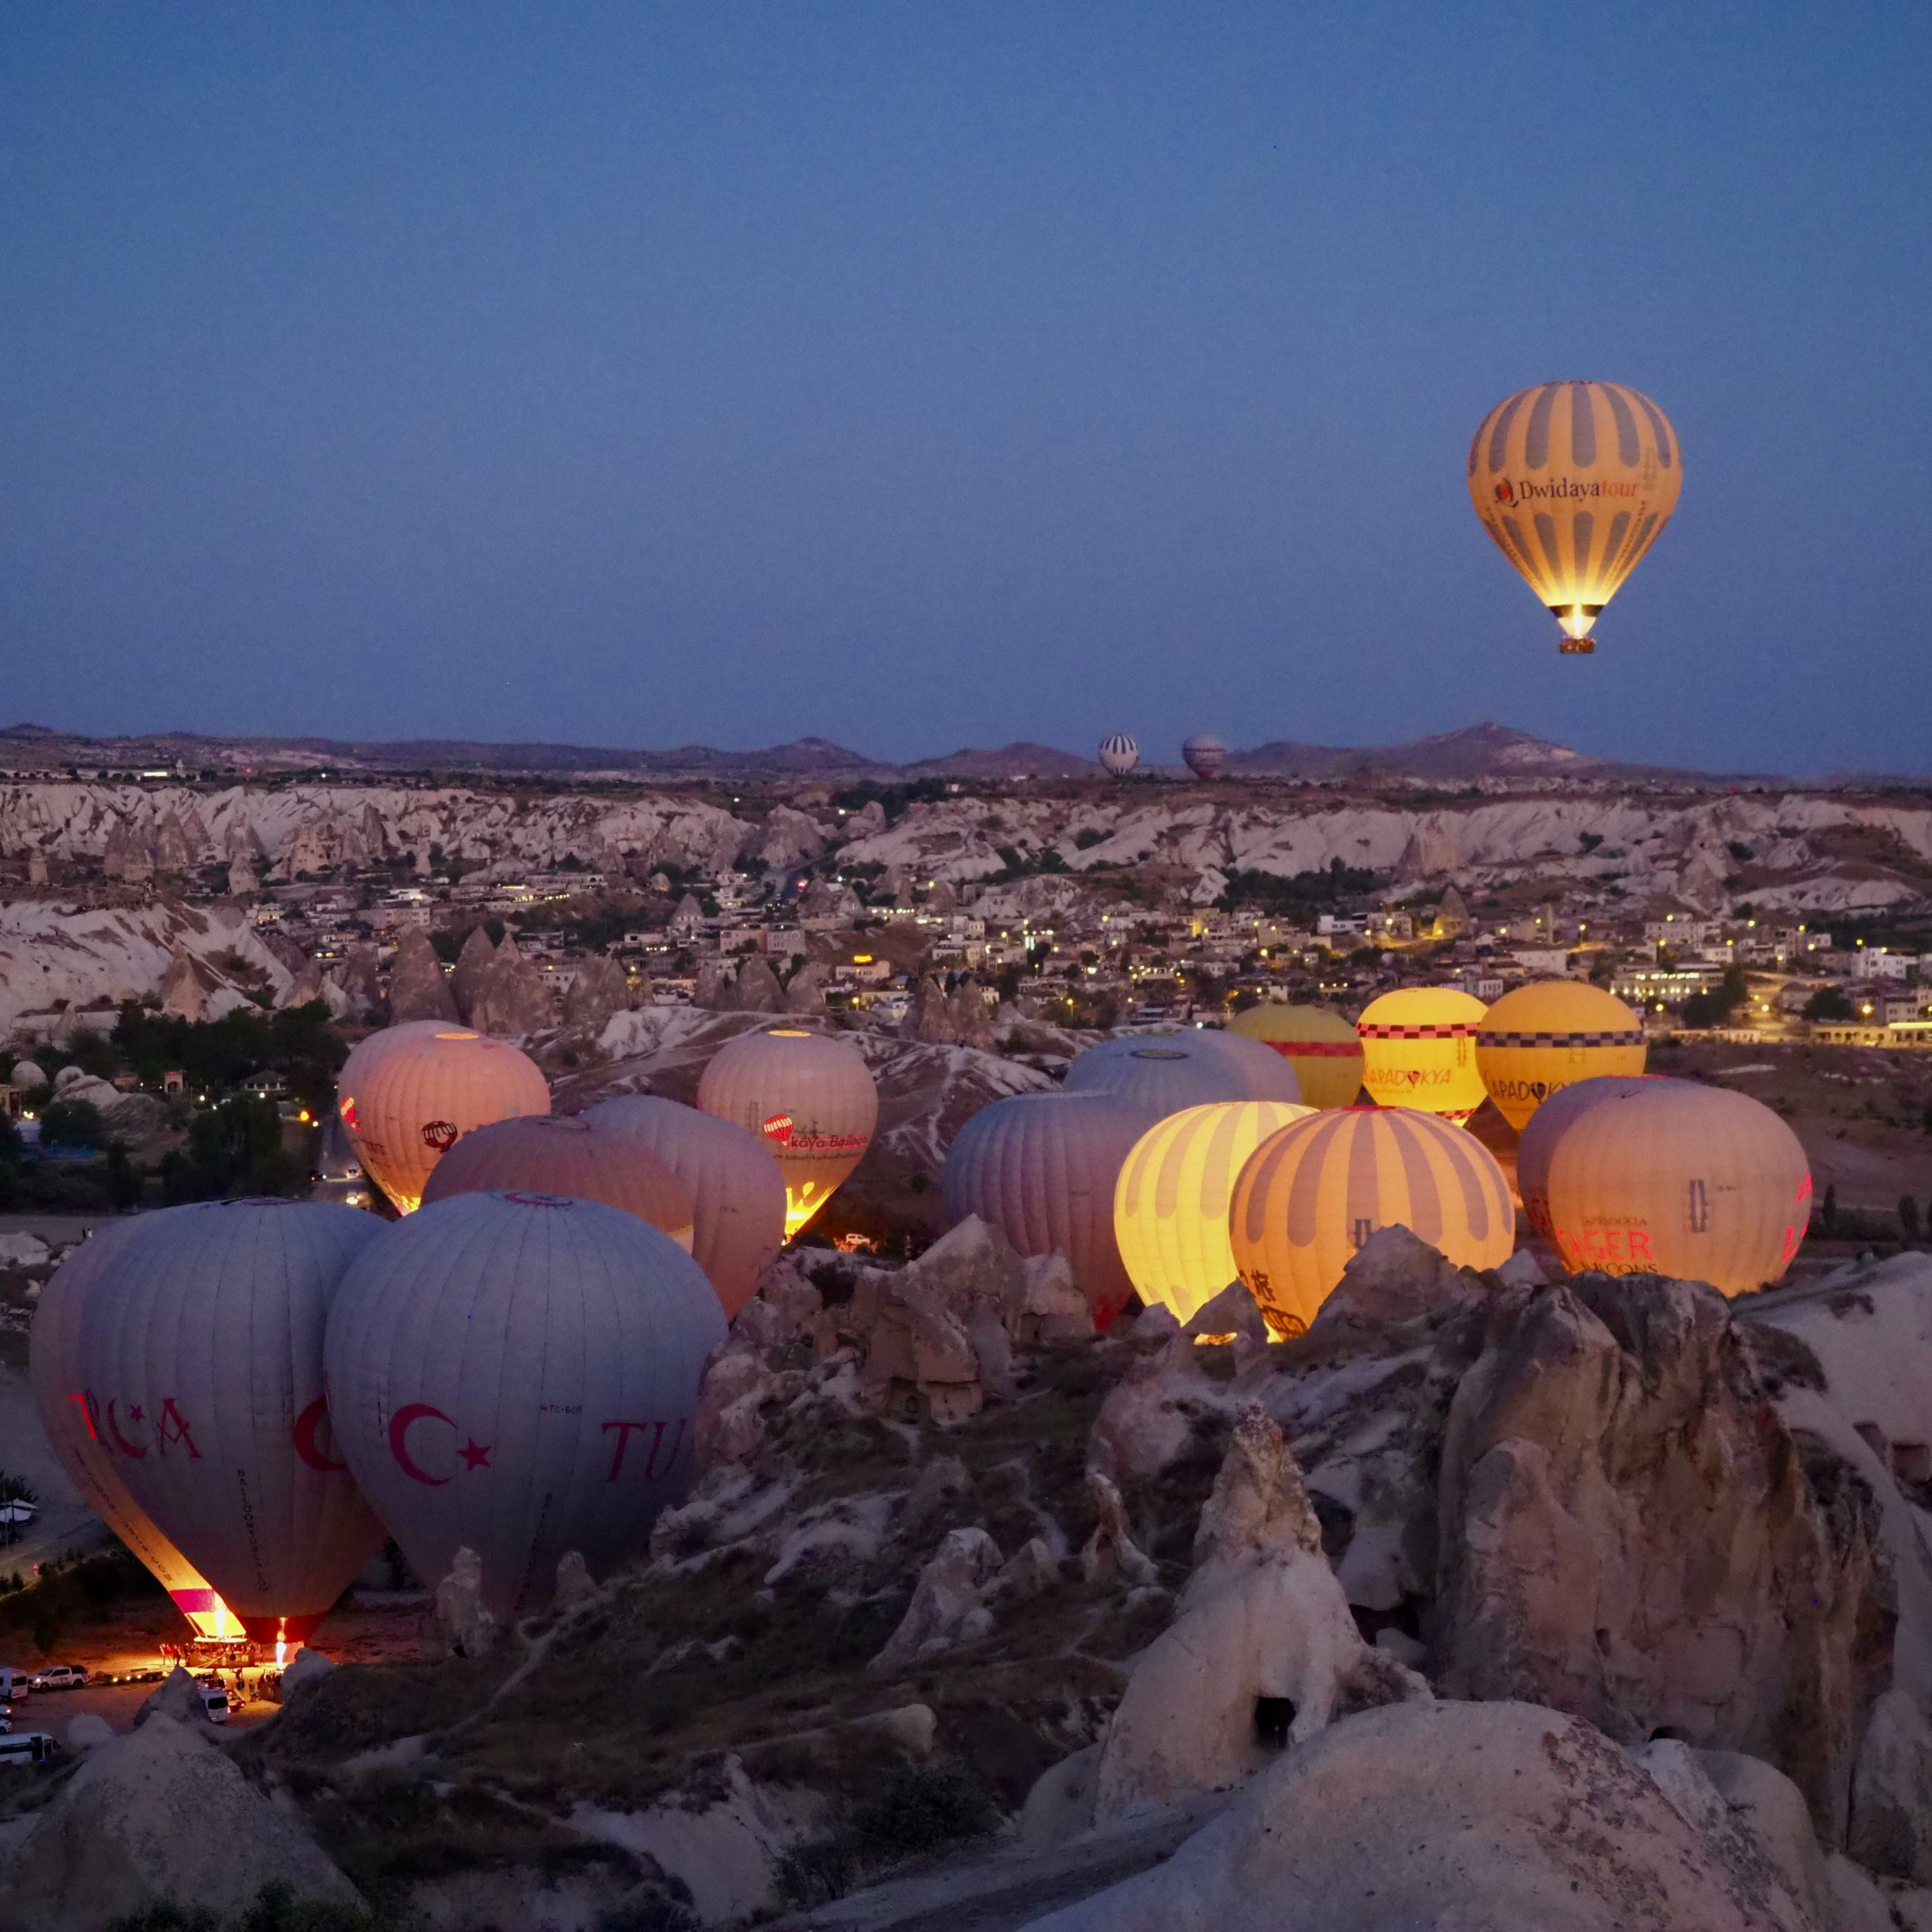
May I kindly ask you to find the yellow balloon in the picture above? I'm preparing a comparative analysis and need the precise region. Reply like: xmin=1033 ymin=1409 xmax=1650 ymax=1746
xmin=1543 ymin=1084 xmax=1811 ymax=1296
xmin=1226 ymin=1005 xmax=1364 ymax=1109
xmin=1475 ymin=981 xmax=1647 ymax=1132
xmin=1356 ymin=987 xmax=1487 ymax=1124
xmin=1229 ymin=1109 xmax=1515 ymax=1336
xmin=1113 ymin=1101 xmax=1314 ymax=1324
xmin=1469 ymin=381 xmax=1681 ymax=654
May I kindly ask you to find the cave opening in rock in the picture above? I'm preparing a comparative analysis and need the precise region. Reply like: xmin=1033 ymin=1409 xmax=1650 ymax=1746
xmin=1254 ymin=1697 xmax=1297 ymax=1749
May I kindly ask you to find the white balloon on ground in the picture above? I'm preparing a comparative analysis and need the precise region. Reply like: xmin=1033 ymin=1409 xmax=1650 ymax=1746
xmin=941 ymin=1091 xmax=1146 ymax=1329
xmin=324 ymin=1190 xmax=728 ymax=1620
xmin=336 ymin=1021 xmax=551 ymax=1214
xmin=421 ymin=1114 xmax=696 ymax=1251
xmin=584 ymin=1094 xmax=787 ymax=1318
xmin=65 ymin=1200 xmax=386 ymax=1648
xmin=1064 ymin=1032 xmax=1299 ymax=1120
xmin=697 ymin=1026 xmax=878 ymax=1239
xmin=29 ymin=1221 xmax=235 ymax=1640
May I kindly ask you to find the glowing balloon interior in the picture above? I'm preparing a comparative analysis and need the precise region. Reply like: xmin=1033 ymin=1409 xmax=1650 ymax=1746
xmin=1468 ymin=380 xmax=1681 ymax=654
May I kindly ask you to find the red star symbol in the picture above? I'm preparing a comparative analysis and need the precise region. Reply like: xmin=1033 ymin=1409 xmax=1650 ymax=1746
xmin=128 ymin=1406 xmax=145 ymax=1423
xmin=458 ymin=1439 xmax=492 ymax=1472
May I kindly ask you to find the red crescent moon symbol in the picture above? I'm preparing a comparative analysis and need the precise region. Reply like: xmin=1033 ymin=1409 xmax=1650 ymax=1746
xmin=389 ymin=1402 xmax=454 ymax=1485
xmin=292 ymin=1395 xmax=346 ymax=1472
xmin=105 ymin=1398 xmax=147 ymax=1460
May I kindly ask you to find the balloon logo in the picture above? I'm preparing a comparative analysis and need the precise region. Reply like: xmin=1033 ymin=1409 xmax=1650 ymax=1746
xmin=421 ymin=1120 xmax=460 ymax=1151
xmin=761 ymin=1112 xmax=795 ymax=1146
xmin=340 ymin=1097 xmax=359 ymax=1132
xmin=389 ymin=1403 xmax=456 ymax=1485
xmin=291 ymin=1395 xmax=347 ymax=1473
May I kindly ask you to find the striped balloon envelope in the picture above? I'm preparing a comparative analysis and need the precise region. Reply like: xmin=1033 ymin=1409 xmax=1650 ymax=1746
xmin=1475 ymin=981 xmax=1647 ymax=1132
xmin=1515 ymin=1074 xmax=1672 ymax=1236
xmin=1098 ymin=734 xmax=1140 ymax=777
xmin=1064 ymin=1031 xmax=1299 ymax=1120
xmin=1543 ymin=1084 xmax=1811 ymax=1295
xmin=942 ymin=1090 xmax=1148 ymax=1330
xmin=1356 ymin=987 xmax=1488 ymax=1124
xmin=1113 ymin=1101 xmax=1312 ymax=1324
xmin=697 ymin=1026 xmax=876 ymax=1241
xmin=1229 ymin=1109 xmax=1515 ymax=1336
xmin=64 ymin=1200 xmax=388 ymax=1651
xmin=421 ymin=1114 xmax=697 ymax=1251
xmin=1227 ymin=1004 xmax=1364 ymax=1109
xmin=1468 ymin=380 xmax=1681 ymax=654
xmin=337 ymin=1022 xmax=551 ymax=1214
xmin=30 ymin=1220 xmax=238 ymax=1641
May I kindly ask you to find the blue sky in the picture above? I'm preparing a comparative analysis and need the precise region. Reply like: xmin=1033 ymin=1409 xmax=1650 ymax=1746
xmin=5 ymin=3 xmax=1929 ymax=774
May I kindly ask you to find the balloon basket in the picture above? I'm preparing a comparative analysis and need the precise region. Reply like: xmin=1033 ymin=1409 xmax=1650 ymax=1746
xmin=1558 ymin=638 xmax=1595 ymax=655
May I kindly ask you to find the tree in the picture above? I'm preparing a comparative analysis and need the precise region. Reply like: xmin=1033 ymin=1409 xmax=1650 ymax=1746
xmin=39 ymin=1097 xmax=105 ymax=1150
xmin=1822 ymin=1184 xmax=1839 ymax=1236
xmin=1903 ymin=1195 xmax=1922 ymax=1244
xmin=1803 ymin=986 xmax=1856 ymax=1023
xmin=1681 ymin=965 xmax=1749 ymax=1028
xmin=103 ymin=1143 xmax=143 ymax=1212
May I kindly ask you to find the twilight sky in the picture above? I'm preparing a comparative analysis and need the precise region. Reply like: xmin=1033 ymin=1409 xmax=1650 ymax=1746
xmin=5 ymin=4 xmax=1929 ymax=776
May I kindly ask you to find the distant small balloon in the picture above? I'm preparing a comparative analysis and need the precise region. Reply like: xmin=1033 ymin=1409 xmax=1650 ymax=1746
xmin=1098 ymin=734 xmax=1140 ymax=777
xmin=1183 ymin=734 xmax=1227 ymax=780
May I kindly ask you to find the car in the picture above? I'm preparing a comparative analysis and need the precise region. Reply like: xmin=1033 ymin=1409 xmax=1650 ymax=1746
xmin=28 ymin=1666 xmax=88 ymax=1693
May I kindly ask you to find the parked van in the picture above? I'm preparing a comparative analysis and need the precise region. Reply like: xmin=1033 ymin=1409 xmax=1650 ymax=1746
xmin=198 ymin=1684 xmax=229 ymax=1726
xmin=0 ymin=1733 xmax=57 ymax=1768
xmin=0 ymin=1669 xmax=28 ymax=1703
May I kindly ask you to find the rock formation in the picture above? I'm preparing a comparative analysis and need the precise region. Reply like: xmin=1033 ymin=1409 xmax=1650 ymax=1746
xmin=465 ymin=934 xmax=556 ymax=1037
xmin=386 ymin=927 xmax=459 ymax=1023
xmin=1433 ymin=1272 xmax=1886 ymax=1844
xmin=1026 ymin=1703 xmax=1839 ymax=1932
xmin=450 ymin=924 xmax=499 ymax=1020
xmin=0 ymin=1715 xmax=361 ymax=1931
xmin=734 ymin=952 xmax=786 ymax=1014
xmin=435 ymin=1546 xmax=500 ymax=1656
xmin=562 ymin=952 xmax=632 ymax=1034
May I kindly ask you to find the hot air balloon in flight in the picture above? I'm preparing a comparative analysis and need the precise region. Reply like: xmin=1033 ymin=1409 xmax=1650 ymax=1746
xmin=421 ymin=1114 xmax=696 ymax=1248
xmin=66 ymin=1200 xmax=386 ymax=1652
xmin=943 ymin=1091 xmax=1146 ymax=1328
xmin=1098 ymin=735 xmax=1140 ymax=777
xmin=1229 ymin=1109 xmax=1515 ymax=1335
xmin=1475 ymin=981 xmax=1647 ymax=1132
xmin=1113 ymin=1100 xmax=1312 ymax=1323
xmin=1468 ymin=381 xmax=1681 ymax=654
xmin=697 ymin=1027 xmax=877 ymax=1238
xmin=1356 ymin=987 xmax=1488 ymax=1124
xmin=337 ymin=1021 xmax=550 ymax=1213
xmin=1183 ymin=734 xmax=1228 ymax=780
xmin=1227 ymin=1005 xmax=1364 ymax=1109
xmin=1542 ymin=1084 xmax=1810 ymax=1294
xmin=586 ymin=1096 xmax=788 ymax=1318
xmin=326 ymin=1191 xmax=726 ymax=1620
xmin=1063 ymin=1032 xmax=1300 ymax=1118
xmin=30 ymin=1223 xmax=238 ymax=1641
xmin=1514 ymin=1074 xmax=1666 ymax=1236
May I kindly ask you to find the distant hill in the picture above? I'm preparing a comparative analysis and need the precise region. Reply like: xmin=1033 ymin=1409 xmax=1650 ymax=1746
xmin=1228 ymin=723 xmax=1712 ymax=785
xmin=0 ymin=719 xmax=1793 ymax=788
xmin=906 ymin=742 xmax=1097 ymax=780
